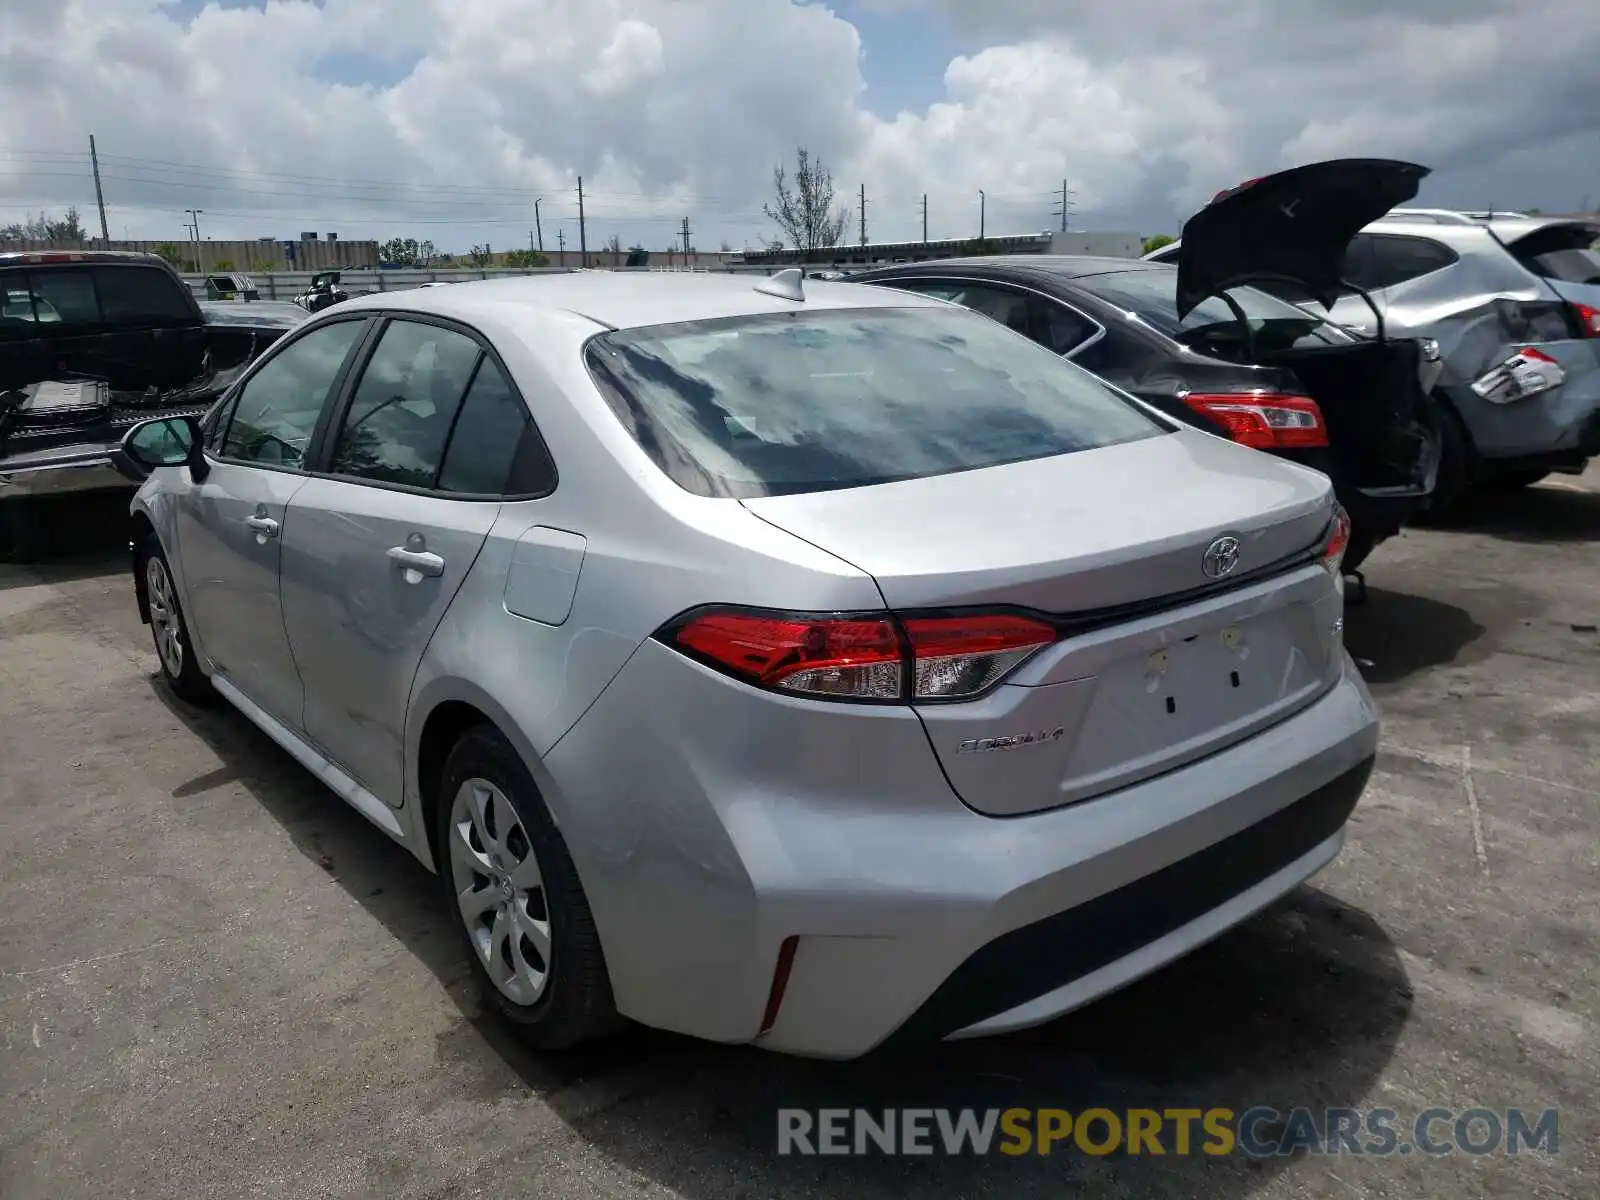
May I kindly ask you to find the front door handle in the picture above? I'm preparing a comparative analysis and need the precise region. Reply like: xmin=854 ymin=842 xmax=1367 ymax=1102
xmin=387 ymin=545 xmax=445 ymax=578
xmin=245 ymin=514 xmax=279 ymax=538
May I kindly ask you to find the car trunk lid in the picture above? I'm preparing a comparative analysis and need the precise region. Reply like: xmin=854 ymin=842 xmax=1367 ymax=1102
xmin=1177 ymin=158 xmax=1431 ymax=319
xmin=743 ymin=429 xmax=1346 ymax=816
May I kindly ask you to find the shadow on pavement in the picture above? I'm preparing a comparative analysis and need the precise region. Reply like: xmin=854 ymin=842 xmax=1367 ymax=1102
xmin=1429 ymin=480 xmax=1600 ymax=545
xmin=1343 ymin=585 xmax=1487 ymax=686
xmin=154 ymin=680 xmax=1411 ymax=1199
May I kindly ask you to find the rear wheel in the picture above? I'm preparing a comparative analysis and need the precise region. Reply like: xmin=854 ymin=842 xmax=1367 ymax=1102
xmin=437 ymin=726 xmax=619 ymax=1050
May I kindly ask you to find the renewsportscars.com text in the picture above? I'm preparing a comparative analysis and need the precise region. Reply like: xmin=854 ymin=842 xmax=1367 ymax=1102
xmin=776 ymin=1106 xmax=1560 ymax=1158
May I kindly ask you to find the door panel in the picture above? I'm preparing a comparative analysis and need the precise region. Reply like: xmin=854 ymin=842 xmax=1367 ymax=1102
xmin=279 ymin=478 xmax=500 ymax=804
xmin=177 ymin=462 xmax=309 ymax=726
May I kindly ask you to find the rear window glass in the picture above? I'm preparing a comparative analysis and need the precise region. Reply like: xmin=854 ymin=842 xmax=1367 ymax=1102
xmin=584 ymin=307 xmax=1162 ymax=499
xmin=94 ymin=266 xmax=193 ymax=325
xmin=1074 ymin=268 xmax=1355 ymax=350
xmin=1523 ymin=248 xmax=1600 ymax=285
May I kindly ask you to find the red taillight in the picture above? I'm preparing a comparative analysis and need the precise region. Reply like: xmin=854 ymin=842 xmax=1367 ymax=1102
xmin=1322 ymin=505 xmax=1352 ymax=576
xmin=1181 ymin=391 xmax=1329 ymax=450
xmin=1571 ymin=302 xmax=1600 ymax=338
xmin=672 ymin=610 xmax=903 ymax=699
xmin=665 ymin=608 xmax=1058 ymax=702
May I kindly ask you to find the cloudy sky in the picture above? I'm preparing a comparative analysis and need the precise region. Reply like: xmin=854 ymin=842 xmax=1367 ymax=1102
xmin=2 ymin=0 xmax=1597 ymax=254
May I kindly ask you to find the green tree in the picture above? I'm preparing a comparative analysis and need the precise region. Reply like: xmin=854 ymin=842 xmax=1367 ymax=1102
xmin=0 ymin=206 xmax=87 ymax=245
xmin=503 ymin=249 xmax=549 ymax=268
xmin=764 ymin=147 xmax=850 ymax=258
xmin=379 ymin=237 xmax=420 ymax=266
xmin=211 ymin=258 xmax=235 ymax=271
xmin=469 ymin=243 xmax=493 ymax=268
xmin=1143 ymin=233 xmax=1177 ymax=255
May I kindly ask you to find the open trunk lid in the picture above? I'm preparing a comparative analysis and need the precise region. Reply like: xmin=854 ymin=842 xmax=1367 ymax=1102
xmin=1177 ymin=158 xmax=1431 ymax=318
xmin=744 ymin=429 xmax=1346 ymax=816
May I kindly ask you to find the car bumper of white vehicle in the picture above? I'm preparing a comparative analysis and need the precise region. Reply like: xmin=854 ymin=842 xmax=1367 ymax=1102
xmin=543 ymin=643 xmax=1380 ymax=1060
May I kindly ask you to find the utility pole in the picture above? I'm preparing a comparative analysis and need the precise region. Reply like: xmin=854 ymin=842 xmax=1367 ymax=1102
xmin=1059 ymin=178 xmax=1071 ymax=231
xmin=557 ymin=228 xmax=566 ymax=258
xmin=576 ymin=177 xmax=587 ymax=267
xmin=859 ymin=183 xmax=867 ymax=247
xmin=534 ymin=197 xmax=544 ymax=252
xmin=978 ymin=190 xmax=985 ymax=241
xmin=921 ymin=193 xmax=928 ymax=244
xmin=680 ymin=216 xmax=692 ymax=257
xmin=185 ymin=208 xmax=204 ymax=271
xmin=89 ymin=134 xmax=109 ymax=243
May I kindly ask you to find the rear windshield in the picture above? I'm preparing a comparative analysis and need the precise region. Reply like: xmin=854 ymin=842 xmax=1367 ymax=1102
xmin=1075 ymin=267 xmax=1357 ymax=352
xmin=1505 ymin=225 xmax=1600 ymax=285
xmin=584 ymin=307 xmax=1163 ymax=498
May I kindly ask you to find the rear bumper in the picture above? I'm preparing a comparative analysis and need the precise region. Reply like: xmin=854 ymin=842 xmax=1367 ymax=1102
xmin=544 ymin=643 xmax=1380 ymax=1059
xmin=0 ymin=443 xmax=143 ymax=499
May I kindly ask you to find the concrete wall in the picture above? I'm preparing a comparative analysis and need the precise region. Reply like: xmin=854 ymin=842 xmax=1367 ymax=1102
xmin=1046 ymin=231 xmax=1144 ymax=258
xmin=7 ymin=238 xmax=380 ymax=270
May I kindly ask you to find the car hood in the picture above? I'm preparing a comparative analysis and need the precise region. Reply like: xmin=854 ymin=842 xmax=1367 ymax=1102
xmin=1176 ymin=158 xmax=1431 ymax=318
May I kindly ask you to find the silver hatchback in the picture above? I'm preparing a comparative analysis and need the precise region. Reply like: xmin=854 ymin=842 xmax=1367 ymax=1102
xmin=121 ymin=270 xmax=1378 ymax=1059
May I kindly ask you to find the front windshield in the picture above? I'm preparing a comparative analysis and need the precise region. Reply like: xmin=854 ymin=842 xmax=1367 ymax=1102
xmin=1077 ymin=267 xmax=1357 ymax=351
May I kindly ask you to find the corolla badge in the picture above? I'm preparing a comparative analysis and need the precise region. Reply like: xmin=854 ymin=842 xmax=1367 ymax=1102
xmin=1202 ymin=535 xmax=1241 ymax=579
xmin=957 ymin=727 xmax=1067 ymax=755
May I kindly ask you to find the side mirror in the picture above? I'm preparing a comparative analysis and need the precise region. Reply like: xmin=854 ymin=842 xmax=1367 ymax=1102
xmin=121 ymin=415 xmax=210 ymax=482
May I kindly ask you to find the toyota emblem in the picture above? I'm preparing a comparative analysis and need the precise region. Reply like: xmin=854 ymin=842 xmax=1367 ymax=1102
xmin=1202 ymin=535 xmax=1241 ymax=580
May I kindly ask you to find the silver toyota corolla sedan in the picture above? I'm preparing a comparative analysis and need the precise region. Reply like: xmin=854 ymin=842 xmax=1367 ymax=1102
xmin=119 ymin=269 xmax=1378 ymax=1059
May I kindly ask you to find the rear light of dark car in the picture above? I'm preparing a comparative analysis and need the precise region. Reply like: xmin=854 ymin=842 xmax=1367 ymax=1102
xmin=1571 ymin=301 xmax=1600 ymax=338
xmin=1179 ymin=391 xmax=1330 ymax=450
xmin=660 ymin=608 xmax=1058 ymax=703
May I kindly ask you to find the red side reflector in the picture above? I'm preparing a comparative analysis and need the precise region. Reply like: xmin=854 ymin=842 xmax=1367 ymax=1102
xmin=758 ymin=935 xmax=800 ymax=1036
xmin=1181 ymin=392 xmax=1329 ymax=450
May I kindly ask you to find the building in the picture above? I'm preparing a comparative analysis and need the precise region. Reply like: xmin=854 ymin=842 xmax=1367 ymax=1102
xmin=737 ymin=230 xmax=1145 ymax=268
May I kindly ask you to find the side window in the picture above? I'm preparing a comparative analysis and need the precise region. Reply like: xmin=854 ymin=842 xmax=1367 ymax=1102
xmin=437 ymin=357 xmax=547 ymax=495
xmin=328 ymin=319 xmax=482 ymax=489
xmin=1346 ymin=235 xmax=1457 ymax=291
xmin=26 ymin=269 xmax=101 ymax=330
xmin=1029 ymin=296 xmax=1098 ymax=355
xmin=94 ymin=266 xmax=193 ymax=327
xmin=939 ymin=283 xmax=1032 ymax=337
xmin=221 ymin=319 xmax=366 ymax=467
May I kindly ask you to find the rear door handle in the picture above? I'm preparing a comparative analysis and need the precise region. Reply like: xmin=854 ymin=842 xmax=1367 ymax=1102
xmin=244 ymin=514 xmax=279 ymax=538
xmin=387 ymin=546 xmax=445 ymax=578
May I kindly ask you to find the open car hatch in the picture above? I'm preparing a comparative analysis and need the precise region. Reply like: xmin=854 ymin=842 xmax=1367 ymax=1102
xmin=1176 ymin=159 xmax=1432 ymax=318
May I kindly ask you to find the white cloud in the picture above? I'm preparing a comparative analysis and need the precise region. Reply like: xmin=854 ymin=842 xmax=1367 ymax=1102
xmin=1 ymin=0 xmax=1596 ymax=254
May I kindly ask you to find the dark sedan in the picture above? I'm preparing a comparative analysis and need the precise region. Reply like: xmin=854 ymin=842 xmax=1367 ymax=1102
xmin=851 ymin=256 xmax=1438 ymax=574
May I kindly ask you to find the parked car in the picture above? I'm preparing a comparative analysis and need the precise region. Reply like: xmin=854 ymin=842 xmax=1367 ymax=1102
xmin=852 ymin=251 xmax=1438 ymax=574
xmin=1146 ymin=175 xmax=1600 ymax=506
xmin=0 ymin=250 xmax=306 ymax=561
xmin=120 ymin=269 xmax=1377 ymax=1059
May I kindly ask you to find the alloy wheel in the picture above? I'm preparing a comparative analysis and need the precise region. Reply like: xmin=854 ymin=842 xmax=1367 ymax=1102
xmin=145 ymin=556 xmax=184 ymax=678
xmin=448 ymin=778 xmax=552 ymax=1006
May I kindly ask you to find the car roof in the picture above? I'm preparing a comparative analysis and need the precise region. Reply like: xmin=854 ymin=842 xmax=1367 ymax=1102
xmin=335 ymin=269 xmax=948 ymax=331
xmin=0 ymin=249 xmax=172 ymax=268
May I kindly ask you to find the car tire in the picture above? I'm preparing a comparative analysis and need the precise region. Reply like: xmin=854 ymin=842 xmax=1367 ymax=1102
xmin=1415 ymin=393 xmax=1472 ymax=521
xmin=436 ymin=726 xmax=620 ymax=1050
xmin=135 ymin=534 xmax=214 ymax=703
xmin=0 ymin=498 xmax=42 ymax=564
